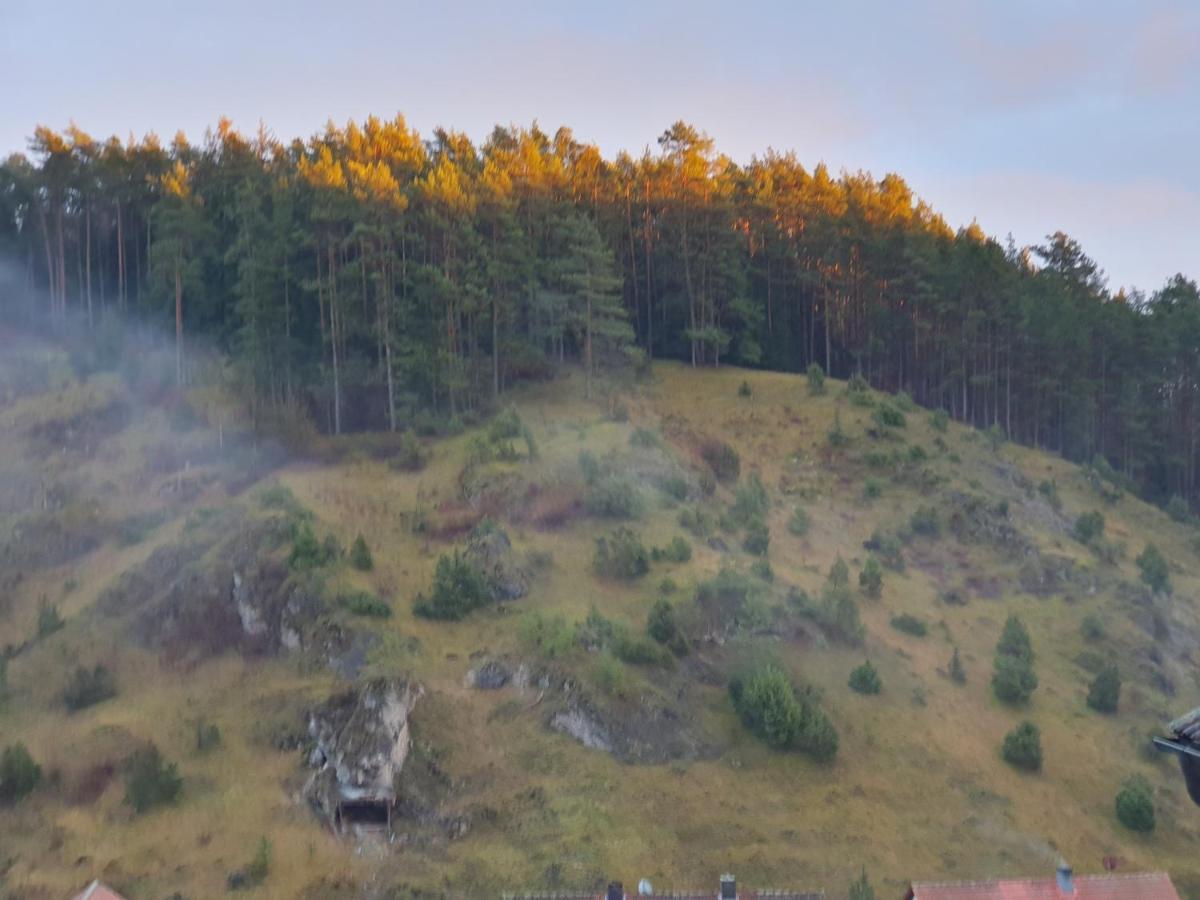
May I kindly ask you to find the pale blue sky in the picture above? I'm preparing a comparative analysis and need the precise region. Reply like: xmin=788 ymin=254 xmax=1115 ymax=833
xmin=3 ymin=0 xmax=1197 ymax=293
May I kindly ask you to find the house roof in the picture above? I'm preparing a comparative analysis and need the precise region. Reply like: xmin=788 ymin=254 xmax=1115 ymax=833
xmin=71 ymin=882 xmax=128 ymax=900
xmin=502 ymin=892 xmax=822 ymax=899
xmin=910 ymin=873 xmax=1180 ymax=900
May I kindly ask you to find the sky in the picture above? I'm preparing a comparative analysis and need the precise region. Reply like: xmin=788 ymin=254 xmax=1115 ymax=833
xmin=3 ymin=0 xmax=1197 ymax=294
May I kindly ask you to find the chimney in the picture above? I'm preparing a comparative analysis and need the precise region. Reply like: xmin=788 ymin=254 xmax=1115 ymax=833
xmin=720 ymin=873 xmax=737 ymax=899
xmin=1056 ymin=860 xmax=1074 ymax=896
xmin=606 ymin=881 xmax=625 ymax=900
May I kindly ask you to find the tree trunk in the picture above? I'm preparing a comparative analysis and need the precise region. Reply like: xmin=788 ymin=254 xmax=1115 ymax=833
xmin=85 ymin=203 xmax=93 ymax=324
xmin=174 ymin=257 xmax=183 ymax=385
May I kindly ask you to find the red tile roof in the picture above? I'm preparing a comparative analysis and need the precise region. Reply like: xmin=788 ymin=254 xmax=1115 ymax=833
xmin=71 ymin=881 xmax=128 ymax=900
xmin=911 ymin=874 xmax=1179 ymax=900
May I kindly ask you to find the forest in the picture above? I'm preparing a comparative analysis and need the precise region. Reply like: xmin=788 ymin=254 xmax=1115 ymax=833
xmin=2 ymin=116 xmax=1199 ymax=505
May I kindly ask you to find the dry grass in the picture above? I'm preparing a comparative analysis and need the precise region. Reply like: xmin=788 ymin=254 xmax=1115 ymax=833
xmin=2 ymin=360 xmax=1200 ymax=897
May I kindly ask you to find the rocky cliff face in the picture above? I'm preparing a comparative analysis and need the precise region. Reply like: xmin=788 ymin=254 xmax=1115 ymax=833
xmin=94 ymin=513 xmax=329 ymax=661
xmin=305 ymin=678 xmax=424 ymax=822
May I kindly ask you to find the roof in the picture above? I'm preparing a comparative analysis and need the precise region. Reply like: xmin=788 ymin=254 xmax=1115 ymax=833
xmin=501 ymin=892 xmax=822 ymax=899
xmin=71 ymin=882 xmax=128 ymax=900
xmin=910 ymin=873 xmax=1180 ymax=900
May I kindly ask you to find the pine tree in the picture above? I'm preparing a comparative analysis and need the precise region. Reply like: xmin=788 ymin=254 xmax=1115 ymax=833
xmin=561 ymin=212 xmax=634 ymax=398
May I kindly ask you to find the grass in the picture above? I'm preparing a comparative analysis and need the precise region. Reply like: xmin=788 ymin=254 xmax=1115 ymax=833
xmin=3 ymin=356 xmax=1200 ymax=895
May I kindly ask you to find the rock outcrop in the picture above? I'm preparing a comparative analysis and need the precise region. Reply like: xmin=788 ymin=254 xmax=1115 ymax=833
xmin=464 ymin=524 xmax=531 ymax=601
xmin=95 ymin=513 xmax=327 ymax=660
xmin=304 ymin=678 xmax=424 ymax=827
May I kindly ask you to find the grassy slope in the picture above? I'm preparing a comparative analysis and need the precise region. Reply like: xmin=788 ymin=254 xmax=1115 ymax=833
xmin=3 ymin=354 xmax=1200 ymax=899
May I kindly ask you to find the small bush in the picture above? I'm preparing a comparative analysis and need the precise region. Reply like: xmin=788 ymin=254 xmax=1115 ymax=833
xmin=349 ymin=535 xmax=374 ymax=571
xmin=997 ymin=615 xmax=1034 ymax=662
xmin=654 ymin=536 xmax=693 ymax=563
xmin=730 ymin=473 xmax=770 ymax=526
xmin=37 ymin=598 xmax=64 ymax=639
xmin=1073 ymin=511 xmax=1105 ymax=544
xmin=893 ymin=391 xmax=915 ymax=412
xmin=743 ymin=519 xmax=770 ymax=557
xmin=849 ymin=868 xmax=876 ymax=900
xmin=613 ymin=633 xmax=672 ymax=667
xmin=117 ymin=510 xmax=166 ymax=547
xmin=630 ymin=426 xmax=660 ymax=448
xmin=518 ymin=612 xmax=575 ymax=659
xmin=1087 ymin=664 xmax=1121 ymax=713
xmin=930 ymin=409 xmax=949 ymax=432
xmin=992 ymin=615 xmax=1037 ymax=704
xmin=827 ymin=409 xmax=849 ymax=448
xmin=593 ymin=528 xmax=650 ymax=580
xmin=847 ymin=372 xmax=871 ymax=405
xmin=579 ymin=450 xmax=602 ymax=485
xmin=1166 ymin=494 xmax=1191 ymax=523
xmin=816 ymin=557 xmax=864 ymax=644
xmin=288 ymin=522 xmax=339 ymax=571
xmin=865 ymin=529 xmax=905 ymax=571
xmin=587 ymin=475 xmax=644 ymax=519
xmin=1001 ymin=721 xmax=1042 ymax=772
xmin=592 ymin=653 xmax=627 ymax=697
xmin=806 ymin=363 xmax=826 ymax=394
xmin=862 ymin=478 xmax=884 ymax=500
xmin=738 ymin=380 xmax=753 ymax=398
xmin=949 ymin=647 xmax=966 ymax=684
xmin=984 ymin=423 xmax=1005 ymax=451
xmin=646 ymin=599 xmax=677 ymax=645
xmin=872 ymin=402 xmax=906 ymax=430
xmin=993 ymin=655 xmax=1038 ymax=704
xmin=751 ymin=558 xmax=774 ymax=581
xmin=848 ymin=660 xmax=882 ymax=695
xmin=939 ymin=588 xmax=966 ymax=606
xmin=890 ymin=614 xmax=927 ymax=637
xmin=124 ymin=744 xmax=182 ymax=813
xmin=413 ymin=552 xmax=490 ymax=620
xmin=1137 ymin=544 xmax=1170 ymax=594
xmin=909 ymin=506 xmax=940 ymax=537
xmin=731 ymin=665 xmax=840 ymax=761
xmin=697 ymin=568 xmax=768 ymax=632
xmin=859 ymin=556 xmax=883 ymax=599
xmin=0 ymin=743 xmax=42 ymax=804
xmin=658 ymin=475 xmax=690 ymax=502
xmin=240 ymin=837 xmax=272 ymax=888
xmin=1037 ymin=479 xmax=1062 ymax=511
xmin=63 ymin=665 xmax=117 ymax=711
xmin=389 ymin=428 xmax=427 ymax=472
xmin=1081 ymin=614 xmax=1105 ymax=642
xmin=863 ymin=449 xmax=893 ymax=470
xmin=701 ymin=440 xmax=741 ymax=482
xmin=678 ymin=506 xmax=714 ymax=537
xmin=195 ymin=720 xmax=222 ymax=752
xmin=787 ymin=506 xmax=810 ymax=536
xmin=341 ymin=591 xmax=392 ymax=618
xmin=1115 ymin=775 xmax=1155 ymax=832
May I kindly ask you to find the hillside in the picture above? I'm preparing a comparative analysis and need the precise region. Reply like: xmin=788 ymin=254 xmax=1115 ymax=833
xmin=2 ymin=329 xmax=1200 ymax=899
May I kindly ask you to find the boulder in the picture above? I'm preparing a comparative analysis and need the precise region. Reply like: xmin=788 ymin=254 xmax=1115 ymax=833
xmin=469 ymin=659 xmax=511 ymax=690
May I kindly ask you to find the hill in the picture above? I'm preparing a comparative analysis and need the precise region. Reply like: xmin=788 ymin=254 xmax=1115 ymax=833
xmin=1 ymin=330 xmax=1199 ymax=899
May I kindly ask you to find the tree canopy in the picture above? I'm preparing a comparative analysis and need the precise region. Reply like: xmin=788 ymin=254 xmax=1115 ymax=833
xmin=3 ymin=116 xmax=1199 ymax=507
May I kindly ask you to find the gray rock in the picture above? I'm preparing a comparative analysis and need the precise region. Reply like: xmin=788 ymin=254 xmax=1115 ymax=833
xmin=465 ymin=525 xmax=531 ymax=601
xmin=305 ymin=678 xmax=424 ymax=824
xmin=471 ymin=660 xmax=511 ymax=690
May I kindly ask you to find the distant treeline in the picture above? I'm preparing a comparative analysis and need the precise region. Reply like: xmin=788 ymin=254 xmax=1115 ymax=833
xmin=1 ymin=117 xmax=1198 ymax=504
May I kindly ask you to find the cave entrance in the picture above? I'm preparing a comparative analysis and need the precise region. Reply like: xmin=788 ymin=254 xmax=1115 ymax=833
xmin=336 ymin=799 xmax=392 ymax=833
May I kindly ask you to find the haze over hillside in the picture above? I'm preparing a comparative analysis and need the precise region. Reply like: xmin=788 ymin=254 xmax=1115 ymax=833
xmin=1 ymin=309 xmax=1200 ymax=896
xmin=1 ymin=76 xmax=1200 ymax=898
